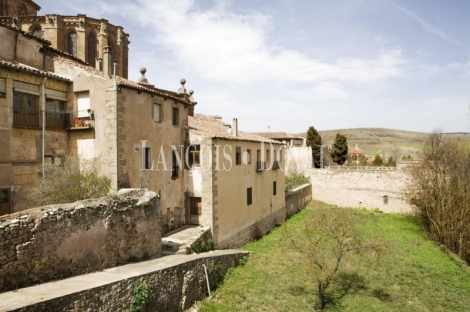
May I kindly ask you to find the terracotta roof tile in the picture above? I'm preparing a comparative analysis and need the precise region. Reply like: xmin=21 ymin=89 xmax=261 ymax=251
xmin=253 ymin=132 xmax=304 ymax=140
xmin=189 ymin=114 xmax=281 ymax=144
xmin=0 ymin=59 xmax=71 ymax=81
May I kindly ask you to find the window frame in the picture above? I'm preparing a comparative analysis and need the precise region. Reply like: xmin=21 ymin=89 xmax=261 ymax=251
xmin=236 ymin=147 xmax=241 ymax=165
xmin=68 ymin=31 xmax=78 ymax=57
xmin=142 ymin=147 xmax=152 ymax=170
xmin=87 ymin=33 xmax=96 ymax=68
xmin=172 ymin=107 xmax=179 ymax=126
xmin=247 ymin=187 xmax=252 ymax=206
xmin=153 ymin=103 xmax=162 ymax=123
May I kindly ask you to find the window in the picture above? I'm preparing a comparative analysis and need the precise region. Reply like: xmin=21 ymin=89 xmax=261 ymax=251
xmin=190 ymin=197 xmax=202 ymax=215
xmin=172 ymin=107 xmax=179 ymax=126
xmin=68 ymin=32 xmax=78 ymax=57
xmin=153 ymin=103 xmax=162 ymax=123
xmin=246 ymin=149 xmax=252 ymax=164
xmin=77 ymin=92 xmax=90 ymax=117
xmin=247 ymin=187 xmax=252 ymax=206
xmin=236 ymin=147 xmax=241 ymax=165
xmin=172 ymin=150 xmax=179 ymax=178
xmin=273 ymin=181 xmax=277 ymax=196
xmin=187 ymin=145 xmax=200 ymax=167
xmin=256 ymin=150 xmax=266 ymax=171
xmin=142 ymin=147 xmax=151 ymax=170
xmin=13 ymin=92 xmax=39 ymax=128
xmin=32 ymin=27 xmax=42 ymax=38
xmin=0 ymin=78 xmax=5 ymax=98
xmin=88 ymin=33 xmax=96 ymax=67
xmin=45 ymin=98 xmax=66 ymax=130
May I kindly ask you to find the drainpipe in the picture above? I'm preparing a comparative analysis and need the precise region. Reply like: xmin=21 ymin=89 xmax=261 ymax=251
xmin=41 ymin=77 xmax=47 ymax=178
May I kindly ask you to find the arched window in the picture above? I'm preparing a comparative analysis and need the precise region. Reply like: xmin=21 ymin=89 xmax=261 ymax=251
xmin=0 ymin=0 xmax=3 ymax=16
xmin=32 ymin=27 xmax=42 ymax=38
xmin=87 ymin=33 xmax=96 ymax=67
xmin=68 ymin=32 xmax=77 ymax=57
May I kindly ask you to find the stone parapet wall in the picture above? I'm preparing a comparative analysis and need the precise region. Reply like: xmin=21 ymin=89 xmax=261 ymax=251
xmin=6 ymin=251 xmax=249 ymax=312
xmin=0 ymin=189 xmax=160 ymax=293
xmin=286 ymin=183 xmax=312 ymax=217
xmin=309 ymin=168 xmax=414 ymax=213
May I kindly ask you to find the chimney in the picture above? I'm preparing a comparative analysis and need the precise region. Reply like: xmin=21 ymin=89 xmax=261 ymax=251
xmin=95 ymin=57 xmax=102 ymax=71
xmin=232 ymin=118 xmax=238 ymax=136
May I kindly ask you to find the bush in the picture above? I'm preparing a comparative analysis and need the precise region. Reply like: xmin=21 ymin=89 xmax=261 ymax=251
xmin=26 ymin=155 xmax=111 ymax=206
xmin=407 ymin=131 xmax=470 ymax=264
xmin=285 ymin=173 xmax=310 ymax=192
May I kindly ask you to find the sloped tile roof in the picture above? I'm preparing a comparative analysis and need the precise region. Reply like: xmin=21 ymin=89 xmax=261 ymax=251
xmin=189 ymin=114 xmax=281 ymax=144
xmin=253 ymin=132 xmax=304 ymax=140
xmin=0 ymin=59 xmax=71 ymax=81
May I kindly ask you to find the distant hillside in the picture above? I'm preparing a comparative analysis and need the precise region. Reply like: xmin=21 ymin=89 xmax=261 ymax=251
xmin=298 ymin=128 xmax=470 ymax=159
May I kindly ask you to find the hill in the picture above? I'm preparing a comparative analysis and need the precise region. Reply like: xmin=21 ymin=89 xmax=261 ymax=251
xmin=298 ymin=128 xmax=470 ymax=159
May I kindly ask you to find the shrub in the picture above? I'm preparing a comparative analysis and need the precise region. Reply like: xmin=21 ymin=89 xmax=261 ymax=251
xmin=26 ymin=155 xmax=110 ymax=206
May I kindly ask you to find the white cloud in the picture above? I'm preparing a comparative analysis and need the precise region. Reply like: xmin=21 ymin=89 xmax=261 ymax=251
xmin=101 ymin=0 xmax=406 ymax=85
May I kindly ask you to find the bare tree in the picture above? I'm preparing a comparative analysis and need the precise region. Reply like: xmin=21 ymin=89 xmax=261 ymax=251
xmin=407 ymin=131 xmax=470 ymax=262
xmin=285 ymin=208 xmax=385 ymax=310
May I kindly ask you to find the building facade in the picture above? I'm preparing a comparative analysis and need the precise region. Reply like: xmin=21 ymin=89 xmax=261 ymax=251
xmin=0 ymin=0 xmax=130 ymax=79
xmin=187 ymin=115 xmax=286 ymax=248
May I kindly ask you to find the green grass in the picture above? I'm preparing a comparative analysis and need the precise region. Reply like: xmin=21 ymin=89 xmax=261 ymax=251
xmin=200 ymin=201 xmax=470 ymax=311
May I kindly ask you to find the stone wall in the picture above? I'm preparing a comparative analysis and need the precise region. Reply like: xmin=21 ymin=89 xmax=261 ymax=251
xmin=0 ymin=189 xmax=160 ymax=293
xmin=286 ymin=183 xmax=313 ymax=217
xmin=218 ymin=184 xmax=312 ymax=249
xmin=7 ymin=251 xmax=249 ymax=312
xmin=309 ymin=167 xmax=414 ymax=213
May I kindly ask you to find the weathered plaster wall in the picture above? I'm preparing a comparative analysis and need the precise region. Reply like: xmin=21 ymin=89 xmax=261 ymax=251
xmin=218 ymin=184 xmax=311 ymax=249
xmin=119 ymin=86 xmax=188 ymax=230
xmin=309 ymin=166 xmax=414 ymax=213
xmin=286 ymin=146 xmax=312 ymax=174
xmin=0 ymin=189 xmax=160 ymax=293
xmin=5 ymin=251 xmax=249 ymax=312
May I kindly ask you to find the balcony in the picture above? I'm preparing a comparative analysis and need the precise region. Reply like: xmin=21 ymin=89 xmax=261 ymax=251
xmin=66 ymin=110 xmax=95 ymax=130
xmin=257 ymin=161 xmax=266 ymax=172
xmin=13 ymin=108 xmax=40 ymax=129
xmin=13 ymin=109 xmax=94 ymax=131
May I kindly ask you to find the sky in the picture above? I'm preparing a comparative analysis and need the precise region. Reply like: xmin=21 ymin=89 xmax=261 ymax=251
xmin=36 ymin=0 xmax=470 ymax=133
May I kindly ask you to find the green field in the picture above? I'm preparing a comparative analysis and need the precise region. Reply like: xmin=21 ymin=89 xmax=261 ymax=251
xmin=199 ymin=201 xmax=470 ymax=311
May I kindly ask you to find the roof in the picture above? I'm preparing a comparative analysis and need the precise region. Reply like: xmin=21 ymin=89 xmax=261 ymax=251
xmin=348 ymin=146 xmax=364 ymax=154
xmin=48 ymin=50 xmax=194 ymax=105
xmin=253 ymin=132 xmax=304 ymax=140
xmin=0 ymin=59 xmax=71 ymax=81
xmin=189 ymin=114 xmax=281 ymax=144
xmin=0 ymin=22 xmax=50 ymax=45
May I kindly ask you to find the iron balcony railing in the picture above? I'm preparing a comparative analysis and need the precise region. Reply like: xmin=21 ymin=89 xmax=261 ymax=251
xmin=13 ymin=109 xmax=94 ymax=130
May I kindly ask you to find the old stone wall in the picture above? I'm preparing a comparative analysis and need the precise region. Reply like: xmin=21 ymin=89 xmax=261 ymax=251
xmin=7 ymin=251 xmax=249 ymax=312
xmin=309 ymin=167 xmax=414 ymax=213
xmin=0 ymin=189 xmax=160 ymax=293
xmin=286 ymin=183 xmax=313 ymax=217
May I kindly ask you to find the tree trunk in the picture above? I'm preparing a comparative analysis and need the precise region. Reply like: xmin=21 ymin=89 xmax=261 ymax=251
xmin=316 ymin=283 xmax=325 ymax=310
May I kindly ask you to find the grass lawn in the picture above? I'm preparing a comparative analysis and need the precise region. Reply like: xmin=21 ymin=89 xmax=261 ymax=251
xmin=199 ymin=201 xmax=470 ymax=311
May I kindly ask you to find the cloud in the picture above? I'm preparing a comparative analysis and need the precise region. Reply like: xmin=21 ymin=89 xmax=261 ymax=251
xmin=387 ymin=1 xmax=463 ymax=46
xmin=97 ymin=0 xmax=406 ymax=85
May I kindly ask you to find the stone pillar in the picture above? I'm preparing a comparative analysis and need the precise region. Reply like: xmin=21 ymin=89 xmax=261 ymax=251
xmin=102 ymin=46 xmax=111 ymax=78
xmin=76 ymin=14 xmax=86 ymax=61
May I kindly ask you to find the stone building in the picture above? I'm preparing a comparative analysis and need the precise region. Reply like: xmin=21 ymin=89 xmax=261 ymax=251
xmin=0 ymin=21 xmax=196 ymax=227
xmin=187 ymin=115 xmax=286 ymax=248
xmin=0 ymin=0 xmax=130 ymax=78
